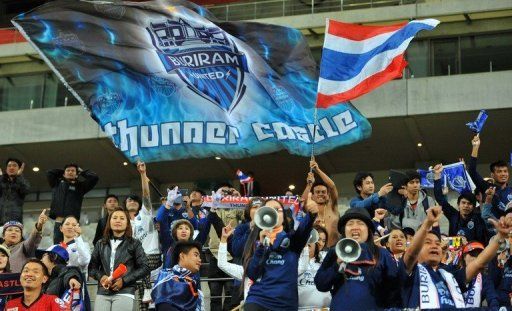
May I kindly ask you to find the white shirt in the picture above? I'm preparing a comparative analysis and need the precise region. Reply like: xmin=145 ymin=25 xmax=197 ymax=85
xmin=66 ymin=236 xmax=91 ymax=275
xmin=131 ymin=204 xmax=160 ymax=255
xmin=298 ymin=251 xmax=331 ymax=309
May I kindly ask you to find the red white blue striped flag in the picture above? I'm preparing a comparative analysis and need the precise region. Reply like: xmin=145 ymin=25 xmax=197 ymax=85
xmin=317 ymin=19 xmax=439 ymax=108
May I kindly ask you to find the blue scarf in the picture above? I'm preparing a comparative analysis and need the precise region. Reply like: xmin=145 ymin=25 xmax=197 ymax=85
xmin=152 ymin=265 xmax=203 ymax=310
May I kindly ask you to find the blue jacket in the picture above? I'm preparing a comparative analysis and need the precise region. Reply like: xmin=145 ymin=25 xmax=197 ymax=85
xmin=468 ymin=156 xmax=512 ymax=218
xmin=488 ymin=256 xmax=512 ymax=306
xmin=349 ymin=193 xmax=386 ymax=214
xmin=244 ymin=213 xmax=315 ymax=311
xmin=434 ymin=179 xmax=488 ymax=244
xmin=156 ymin=204 xmax=198 ymax=257
xmin=315 ymin=243 xmax=398 ymax=310
xmin=230 ymin=222 xmax=251 ymax=258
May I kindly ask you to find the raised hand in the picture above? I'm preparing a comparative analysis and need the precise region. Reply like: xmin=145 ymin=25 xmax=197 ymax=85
xmin=306 ymin=172 xmax=315 ymax=185
xmin=74 ymin=224 xmax=82 ymax=237
xmin=377 ymin=183 xmax=393 ymax=197
xmin=485 ymin=186 xmax=496 ymax=204
xmin=137 ymin=161 xmax=146 ymax=175
xmin=488 ymin=215 xmax=512 ymax=239
xmin=221 ymin=221 xmax=234 ymax=242
xmin=166 ymin=187 xmax=182 ymax=206
xmin=17 ymin=163 xmax=25 ymax=176
xmin=211 ymin=190 xmax=223 ymax=210
xmin=374 ymin=208 xmax=387 ymax=221
xmin=426 ymin=206 xmax=443 ymax=225
xmin=471 ymin=135 xmax=480 ymax=147
xmin=36 ymin=209 xmax=48 ymax=231
xmin=310 ymin=158 xmax=319 ymax=172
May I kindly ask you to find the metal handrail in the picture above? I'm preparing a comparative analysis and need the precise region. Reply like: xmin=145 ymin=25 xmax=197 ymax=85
xmin=209 ymin=0 xmax=419 ymax=21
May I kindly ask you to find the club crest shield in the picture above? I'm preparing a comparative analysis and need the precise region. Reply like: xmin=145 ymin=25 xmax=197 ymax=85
xmin=147 ymin=18 xmax=247 ymax=112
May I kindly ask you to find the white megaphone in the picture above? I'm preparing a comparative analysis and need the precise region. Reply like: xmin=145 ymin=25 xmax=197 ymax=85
xmin=254 ymin=206 xmax=279 ymax=231
xmin=335 ymin=238 xmax=361 ymax=263
xmin=307 ymin=228 xmax=319 ymax=245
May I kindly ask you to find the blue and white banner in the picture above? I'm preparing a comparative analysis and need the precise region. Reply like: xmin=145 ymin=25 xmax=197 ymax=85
xmin=12 ymin=0 xmax=371 ymax=162
xmin=418 ymin=162 xmax=476 ymax=194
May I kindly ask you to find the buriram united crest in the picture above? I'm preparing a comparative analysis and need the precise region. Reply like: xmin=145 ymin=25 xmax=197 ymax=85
xmin=147 ymin=18 xmax=248 ymax=113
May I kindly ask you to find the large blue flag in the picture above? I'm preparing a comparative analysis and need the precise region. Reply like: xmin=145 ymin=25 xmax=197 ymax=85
xmin=12 ymin=0 xmax=371 ymax=162
xmin=418 ymin=162 xmax=475 ymax=194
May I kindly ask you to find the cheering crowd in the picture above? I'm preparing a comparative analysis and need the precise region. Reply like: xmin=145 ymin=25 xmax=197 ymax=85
xmin=1 ymin=134 xmax=512 ymax=310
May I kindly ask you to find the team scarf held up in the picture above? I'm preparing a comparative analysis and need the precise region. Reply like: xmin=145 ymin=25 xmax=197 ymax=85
xmin=418 ymin=161 xmax=476 ymax=194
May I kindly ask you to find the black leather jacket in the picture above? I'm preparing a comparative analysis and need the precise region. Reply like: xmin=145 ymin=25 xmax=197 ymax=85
xmin=88 ymin=237 xmax=150 ymax=295
xmin=44 ymin=265 xmax=84 ymax=299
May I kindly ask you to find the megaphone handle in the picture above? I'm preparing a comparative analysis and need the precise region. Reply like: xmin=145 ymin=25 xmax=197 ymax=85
xmin=263 ymin=236 xmax=270 ymax=247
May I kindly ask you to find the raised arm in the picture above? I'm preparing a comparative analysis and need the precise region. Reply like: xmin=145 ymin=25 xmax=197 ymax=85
xmin=466 ymin=216 xmax=512 ymax=282
xmin=137 ymin=161 xmax=152 ymax=212
xmin=22 ymin=209 xmax=46 ymax=257
xmin=402 ymin=206 xmax=442 ymax=274
xmin=310 ymin=159 xmax=338 ymax=201
xmin=432 ymin=164 xmax=458 ymax=218
xmin=79 ymin=169 xmax=99 ymax=193
xmin=468 ymin=135 xmax=490 ymax=193
xmin=301 ymin=172 xmax=315 ymax=204
xmin=46 ymin=169 xmax=64 ymax=188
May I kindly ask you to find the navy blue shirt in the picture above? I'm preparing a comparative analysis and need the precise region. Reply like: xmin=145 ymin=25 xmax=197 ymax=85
xmin=434 ymin=179 xmax=488 ymax=244
xmin=399 ymin=261 xmax=467 ymax=309
xmin=488 ymin=256 xmax=512 ymax=306
xmin=315 ymin=244 xmax=399 ymax=310
xmin=244 ymin=213 xmax=314 ymax=311
xmin=468 ymin=156 xmax=512 ymax=218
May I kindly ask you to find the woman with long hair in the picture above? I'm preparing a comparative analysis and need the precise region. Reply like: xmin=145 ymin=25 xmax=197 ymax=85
xmin=315 ymin=208 xmax=399 ymax=310
xmin=298 ymin=225 xmax=331 ymax=310
xmin=242 ymin=198 xmax=317 ymax=311
xmin=89 ymin=207 xmax=150 ymax=311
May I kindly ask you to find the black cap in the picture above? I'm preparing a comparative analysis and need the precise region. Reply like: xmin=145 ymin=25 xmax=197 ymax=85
xmin=338 ymin=208 xmax=374 ymax=236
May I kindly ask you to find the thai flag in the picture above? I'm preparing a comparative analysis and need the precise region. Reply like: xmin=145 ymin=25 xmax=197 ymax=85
xmin=317 ymin=19 xmax=439 ymax=108
xmin=236 ymin=170 xmax=253 ymax=184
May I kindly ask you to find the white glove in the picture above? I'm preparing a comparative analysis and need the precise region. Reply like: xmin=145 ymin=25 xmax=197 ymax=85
xmin=211 ymin=190 xmax=223 ymax=210
xmin=167 ymin=186 xmax=182 ymax=206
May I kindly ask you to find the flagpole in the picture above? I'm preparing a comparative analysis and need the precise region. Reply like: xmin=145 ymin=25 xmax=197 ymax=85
xmin=310 ymin=105 xmax=319 ymax=173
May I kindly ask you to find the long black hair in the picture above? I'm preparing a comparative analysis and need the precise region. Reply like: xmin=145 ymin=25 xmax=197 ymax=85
xmin=313 ymin=225 xmax=328 ymax=263
xmin=240 ymin=198 xmax=290 ymax=291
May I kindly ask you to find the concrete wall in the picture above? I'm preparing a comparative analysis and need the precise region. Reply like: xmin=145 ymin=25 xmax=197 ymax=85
xmin=252 ymin=0 xmax=512 ymax=29
xmin=0 ymin=70 xmax=510 ymax=145
xmin=351 ymin=70 xmax=512 ymax=118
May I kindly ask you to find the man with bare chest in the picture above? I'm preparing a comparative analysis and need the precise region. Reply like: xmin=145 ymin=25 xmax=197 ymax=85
xmin=302 ymin=159 xmax=340 ymax=247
